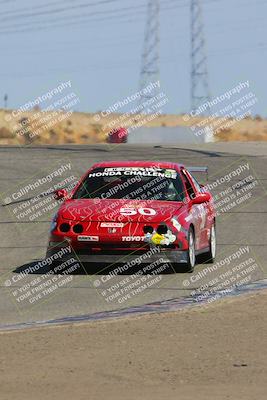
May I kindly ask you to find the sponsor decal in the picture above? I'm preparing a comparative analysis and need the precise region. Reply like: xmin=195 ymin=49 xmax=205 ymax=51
xmin=185 ymin=204 xmax=207 ymax=229
xmin=77 ymin=235 xmax=99 ymax=242
xmin=146 ymin=230 xmax=176 ymax=246
xmin=122 ymin=236 xmax=145 ymax=242
xmin=88 ymin=167 xmax=177 ymax=179
xmin=171 ymin=217 xmax=187 ymax=234
xmin=100 ymin=222 xmax=124 ymax=227
xmin=171 ymin=217 xmax=181 ymax=231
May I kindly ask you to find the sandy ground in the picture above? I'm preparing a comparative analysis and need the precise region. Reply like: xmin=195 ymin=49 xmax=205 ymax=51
xmin=0 ymin=291 xmax=266 ymax=400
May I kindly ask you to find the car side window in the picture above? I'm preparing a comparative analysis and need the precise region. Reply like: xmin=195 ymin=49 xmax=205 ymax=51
xmin=181 ymin=170 xmax=196 ymax=199
xmin=188 ymin=173 xmax=202 ymax=192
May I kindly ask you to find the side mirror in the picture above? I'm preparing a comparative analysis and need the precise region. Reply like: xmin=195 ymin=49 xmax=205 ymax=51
xmin=191 ymin=192 xmax=211 ymax=204
xmin=54 ymin=189 xmax=68 ymax=200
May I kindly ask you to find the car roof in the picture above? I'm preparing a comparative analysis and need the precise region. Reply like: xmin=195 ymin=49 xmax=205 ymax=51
xmin=90 ymin=160 xmax=184 ymax=171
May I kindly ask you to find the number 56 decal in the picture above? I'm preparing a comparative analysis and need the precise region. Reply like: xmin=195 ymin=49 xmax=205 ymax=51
xmin=120 ymin=207 xmax=156 ymax=216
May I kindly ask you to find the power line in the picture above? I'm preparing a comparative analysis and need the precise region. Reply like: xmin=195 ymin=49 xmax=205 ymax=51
xmin=0 ymin=0 xmax=17 ymax=4
xmin=0 ymin=2 xmax=147 ymax=29
xmin=0 ymin=0 xmax=191 ymax=35
xmin=0 ymin=0 xmax=78 ymax=16
xmin=0 ymin=0 xmax=131 ymax=22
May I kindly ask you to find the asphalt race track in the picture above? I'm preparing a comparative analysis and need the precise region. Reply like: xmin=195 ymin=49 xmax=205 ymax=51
xmin=0 ymin=142 xmax=266 ymax=327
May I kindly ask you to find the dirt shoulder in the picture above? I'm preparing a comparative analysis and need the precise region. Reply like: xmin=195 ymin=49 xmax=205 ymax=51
xmin=0 ymin=292 xmax=266 ymax=400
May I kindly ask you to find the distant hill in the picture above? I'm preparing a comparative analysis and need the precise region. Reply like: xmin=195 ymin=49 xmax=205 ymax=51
xmin=0 ymin=109 xmax=266 ymax=145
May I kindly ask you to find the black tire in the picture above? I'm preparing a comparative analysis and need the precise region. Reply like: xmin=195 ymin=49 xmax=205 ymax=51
xmin=185 ymin=227 xmax=196 ymax=272
xmin=200 ymin=223 xmax=216 ymax=264
xmin=172 ymin=227 xmax=196 ymax=273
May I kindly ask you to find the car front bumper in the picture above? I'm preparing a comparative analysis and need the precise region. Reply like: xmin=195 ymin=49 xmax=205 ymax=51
xmin=46 ymin=245 xmax=188 ymax=265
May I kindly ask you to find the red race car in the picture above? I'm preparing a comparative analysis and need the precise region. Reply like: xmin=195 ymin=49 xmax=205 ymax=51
xmin=47 ymin=161 xmax=216 ymax=272
xmin=107 ymin=127 xmax=128 ymax=143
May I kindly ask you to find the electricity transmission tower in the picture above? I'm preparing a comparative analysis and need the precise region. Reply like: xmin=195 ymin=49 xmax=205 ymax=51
xmin=138 ymin=0 xmax=160 ymax=109
xmin=191 ymin=0 xmax=211 ymax=113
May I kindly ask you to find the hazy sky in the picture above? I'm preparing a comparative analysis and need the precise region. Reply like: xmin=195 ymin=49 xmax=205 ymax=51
xmin=1 ymin=0 xmax=266 ymax=115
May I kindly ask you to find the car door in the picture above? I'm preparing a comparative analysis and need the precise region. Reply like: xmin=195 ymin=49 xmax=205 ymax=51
xmin=190 ymin=174 xmax=213 ymax=226
xmin=181 ymin=168 xmax=209 ymax=250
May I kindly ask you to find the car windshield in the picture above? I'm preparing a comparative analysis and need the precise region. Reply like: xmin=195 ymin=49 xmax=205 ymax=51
xmin=73 ymin=167 xmax=185 ymax=201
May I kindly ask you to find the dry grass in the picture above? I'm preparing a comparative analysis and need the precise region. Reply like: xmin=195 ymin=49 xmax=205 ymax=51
xmin=0 ymin=109 xmax=267 ymax=145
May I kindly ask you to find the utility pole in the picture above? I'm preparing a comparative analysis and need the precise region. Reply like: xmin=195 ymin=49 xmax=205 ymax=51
xmin=191 ymin=0 xmax=211 ymax=113
xmin=138 ymin=0 xmax=160 ymax=109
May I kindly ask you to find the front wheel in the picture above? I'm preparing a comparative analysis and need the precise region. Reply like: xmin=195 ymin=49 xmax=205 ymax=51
xmin=185 ymin=227 xmax=196 ymax=272
xmin=201 ymin=223 xmax=216 ymax=264
xmin=173 ymin=228 xmax=196 ymax=273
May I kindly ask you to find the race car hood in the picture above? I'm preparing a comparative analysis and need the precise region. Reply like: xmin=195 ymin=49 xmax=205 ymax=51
xmin=60 ymin=198 xmax=184 ymax=223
